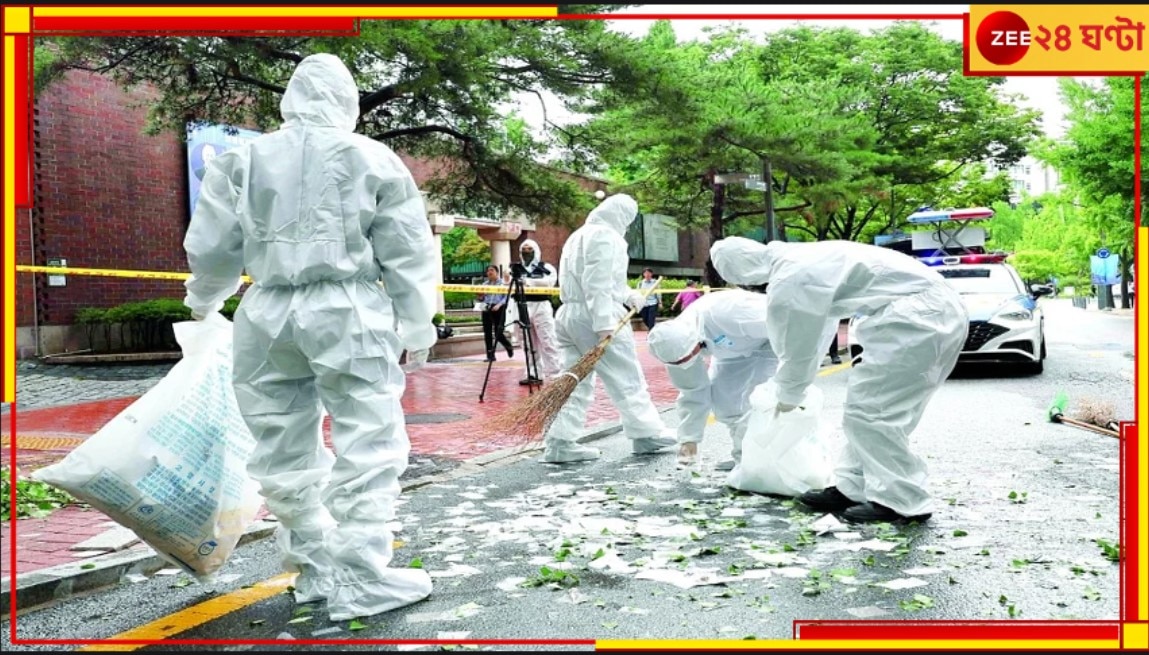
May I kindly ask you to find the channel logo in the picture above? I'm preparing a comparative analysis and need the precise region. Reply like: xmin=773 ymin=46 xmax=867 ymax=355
xmin=975 ymin=10 xmax=1032 ymax=66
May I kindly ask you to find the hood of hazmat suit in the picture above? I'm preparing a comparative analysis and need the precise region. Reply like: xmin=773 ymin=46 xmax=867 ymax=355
xmin=557 ymin=194 xmax=640 ymax=334
xmin=519 ymin=238 xmax=542 ymax=269
xmin=648 ymin=313 xmax=703 ymax=365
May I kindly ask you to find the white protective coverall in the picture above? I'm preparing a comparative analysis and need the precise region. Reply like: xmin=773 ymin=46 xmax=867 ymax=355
xmin=646 ymin=289 xmax=779 ymax=470
xmin=542 ymin=194 xmax=675 ymax=463
xmin=183 ymin=53 xmax=437 ymax=620
xmin=709 ymin=237 xmax=968 ymax=517
xmin=512 ymin=239 xmax=562 ymax=380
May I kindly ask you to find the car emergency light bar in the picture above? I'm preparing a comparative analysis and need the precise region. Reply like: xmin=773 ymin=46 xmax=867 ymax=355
xmin=918 ymin=253 xmax=1009 ymax=266
xmin=907 ymin=207 xmax=996 ymax=224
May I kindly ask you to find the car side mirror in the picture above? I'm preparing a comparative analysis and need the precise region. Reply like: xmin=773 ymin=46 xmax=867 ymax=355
xmin=1030 ymin=284 xmax=1053 ymax=298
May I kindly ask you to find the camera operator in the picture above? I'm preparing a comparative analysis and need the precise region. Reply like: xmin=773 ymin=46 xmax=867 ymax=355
xmin=514 ymin=239 xmax=561 ymax=383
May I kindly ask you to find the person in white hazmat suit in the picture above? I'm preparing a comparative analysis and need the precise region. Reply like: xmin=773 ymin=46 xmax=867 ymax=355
xmin=709 ymin=237 xmax=968 ymax=523
xmin=512 ymin=239 xmax=562 ymax=383
xmin=646 ymin=289 xmax=779 ymax=471
xmin=183 ymin=53 xmax=437 ymax=620
xmin=541 ymin=194 xmax=676 ymax=463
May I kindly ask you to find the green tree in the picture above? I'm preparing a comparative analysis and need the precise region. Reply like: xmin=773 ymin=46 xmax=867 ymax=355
xmin=440 ymin=227 xmax=489 ymax=269
xmin=581 ymin=21 xmax=1041 ymax=257
xmin=40 ymin=9 xmax=638 ymax=224
xmin=1040 ymin=76 xmax=1145 ymax=307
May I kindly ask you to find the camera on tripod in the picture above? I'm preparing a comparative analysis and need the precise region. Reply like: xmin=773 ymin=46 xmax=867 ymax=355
xmin=509 ymin=262 xmax=529 ymax=279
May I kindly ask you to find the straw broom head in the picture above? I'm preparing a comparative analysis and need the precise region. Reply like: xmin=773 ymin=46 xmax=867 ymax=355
xmin=1073 ymin=396 xmax=1118 ymax=428
xmin=482 ymin=277 xmax=664 ymax=448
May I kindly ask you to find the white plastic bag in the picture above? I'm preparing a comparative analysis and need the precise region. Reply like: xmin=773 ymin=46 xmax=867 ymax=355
xmin=725 ymin=379 xmax=832 ymax=497
xmin=32 ymin=313 xmax=263 ymax=581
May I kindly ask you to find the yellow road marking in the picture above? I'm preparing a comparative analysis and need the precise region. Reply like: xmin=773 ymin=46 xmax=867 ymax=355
xmin=78 ymin=573 xmax=296 ymax=651
xmin=80 ymin=539 xmax=406 ymax=650
xmin=2 ymin=435 xmax=85 ymax=450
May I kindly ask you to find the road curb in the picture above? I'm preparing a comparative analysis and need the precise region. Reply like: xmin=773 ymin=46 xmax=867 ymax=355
xmin=1 ymin=519 xmax=279 ymax=617
xmin=1 ymin=411 xmax=658 ymax=616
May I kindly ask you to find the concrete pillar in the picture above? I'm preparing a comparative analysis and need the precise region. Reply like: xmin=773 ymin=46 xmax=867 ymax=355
xmin=477 ymin=221 xmax=522 ymax=275
xmin=427 ymin=212 xmax=456 ymax=315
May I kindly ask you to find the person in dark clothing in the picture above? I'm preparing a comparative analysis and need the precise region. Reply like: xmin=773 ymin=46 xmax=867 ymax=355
xmin=478 ymin=265 xmax=514 ymax=362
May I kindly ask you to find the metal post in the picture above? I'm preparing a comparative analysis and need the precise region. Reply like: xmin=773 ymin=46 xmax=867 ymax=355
xmin=762 ymin=158 xmax=777 ymax=243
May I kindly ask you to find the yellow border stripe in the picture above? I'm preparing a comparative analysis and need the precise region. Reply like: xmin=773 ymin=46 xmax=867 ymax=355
xmin=596 ymin=640 xmax=1118 ymax=650
xmin=1139 ymin=223 xmax=1147 ymax=622
xmin=34 ymin=6 xmax=557 ymax=18
xmin=77 ymin=574 xmax=295 ymax=652
xmin=4 ymin=36 xmax=16 ymax=404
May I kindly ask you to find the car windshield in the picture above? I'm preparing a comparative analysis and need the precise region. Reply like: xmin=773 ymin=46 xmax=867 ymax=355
xmin=938 ymin=267 xmax=1021 ymax=294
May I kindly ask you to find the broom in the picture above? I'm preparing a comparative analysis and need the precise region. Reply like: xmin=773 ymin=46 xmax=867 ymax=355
xmin=1047 ymin=391 xmax=1121 ymax=439
xmin=483 ymin=276 xmax=664 ymax=449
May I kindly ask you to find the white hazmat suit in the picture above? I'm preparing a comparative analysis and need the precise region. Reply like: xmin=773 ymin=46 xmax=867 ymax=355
xmin=710 ymin=237 xmax=967 ymax=520
xmin=647 ymin=290 xmax=779 ymax=470
xmin=513 ymin=238 xmax=562 ymax=381
xmin=542 ymin=194 xmax=675 ymax=463
xmin=183 ymin=53 xmax=437 ymax=619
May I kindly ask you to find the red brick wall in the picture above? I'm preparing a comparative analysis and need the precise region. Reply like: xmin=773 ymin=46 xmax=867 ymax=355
xmin=29 ymin=70 xmax=187 ymax=326
xmin=15 ymin=208 xmax=35 ymax=326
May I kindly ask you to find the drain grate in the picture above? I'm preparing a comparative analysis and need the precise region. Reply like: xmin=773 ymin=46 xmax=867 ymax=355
xmin=405 ymin=412 xmax=470 ymax=424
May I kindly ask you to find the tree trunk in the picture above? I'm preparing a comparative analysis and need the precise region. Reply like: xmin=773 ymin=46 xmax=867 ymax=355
xmin=1119 ymin=247 xmax=1132 ymax=309
xmin=706 ymin=179 xmax=727 ymax=288
xmin=762 ymin=158 xmax=777 ymax=243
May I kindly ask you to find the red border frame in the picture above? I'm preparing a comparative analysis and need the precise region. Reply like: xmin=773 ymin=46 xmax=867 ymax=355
xmin=2 ymin=5 xmax=1142 ymax=649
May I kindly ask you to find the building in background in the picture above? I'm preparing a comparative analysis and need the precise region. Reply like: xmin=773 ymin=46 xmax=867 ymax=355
xmin=987 ymin=155 xmax=1062 ymax=206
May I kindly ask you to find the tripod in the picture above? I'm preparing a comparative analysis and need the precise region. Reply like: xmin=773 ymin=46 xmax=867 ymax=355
xmin=479 ymin=273 xmax=543 ymax=402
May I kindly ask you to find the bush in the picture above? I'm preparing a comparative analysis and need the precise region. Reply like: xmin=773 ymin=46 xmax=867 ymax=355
xmin=73 ymin=296 xmax=242 ymax=353
xmin=1 ymin=467 xmax=78 ymax=521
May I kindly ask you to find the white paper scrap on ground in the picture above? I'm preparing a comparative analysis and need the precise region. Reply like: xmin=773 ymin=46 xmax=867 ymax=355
xmin=872 ymin=577 xmax=928 ymax=590
xmin=847 ymin=606 xmax=891 ymax=619
xmin=429 ymin=564 xmax=483 ymax=578
xmin=634 ymin=567 xmax=740 ymax=589
xmin=811 ymin=513 xmax=849 ymax=535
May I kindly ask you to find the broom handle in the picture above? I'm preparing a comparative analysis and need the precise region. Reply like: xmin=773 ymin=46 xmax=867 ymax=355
xmin=1058 ymin=415 xmax=1121 ymax=439
xmin=608 ymin=276 xmax=664 ymax=338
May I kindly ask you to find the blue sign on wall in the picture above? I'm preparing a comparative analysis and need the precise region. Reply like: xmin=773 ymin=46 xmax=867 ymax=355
xmin=186 ymin=122 xmax=262 ymax=218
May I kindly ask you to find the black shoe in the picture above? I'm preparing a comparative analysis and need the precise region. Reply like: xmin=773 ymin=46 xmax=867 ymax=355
xmin=830 ymin=356 xmax=842 ymax=365
xmin=486 ymin=350 xmax=496 ymax=362
xmin=505 ymin=343 xmax=514 ymax=358
xmin=798 ymin=486 xmax=861 ymax=512
xmin=519 ymin=376 xmax=543 ymax=386
xmin=842 ymin=502 xmax=932 ymax=524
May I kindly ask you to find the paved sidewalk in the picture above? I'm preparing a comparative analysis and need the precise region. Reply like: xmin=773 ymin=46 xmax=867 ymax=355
xmin=2 ymin=331 xmax=686 ymax=583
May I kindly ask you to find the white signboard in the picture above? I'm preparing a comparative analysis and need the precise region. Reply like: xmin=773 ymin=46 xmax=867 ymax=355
xmin=642 ymin=213 xmax=679 ymax=262
xmin=911 ymin=226 xmax=986 ymax=252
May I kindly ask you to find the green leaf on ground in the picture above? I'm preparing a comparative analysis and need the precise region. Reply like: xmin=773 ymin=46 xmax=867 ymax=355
xmin=408 ymin=557 xmax=424 ymax=569
xmin=953 ymin=529 xmax=968 ymax=537
xmin=348 ymin=619 xmax=368 ymax=631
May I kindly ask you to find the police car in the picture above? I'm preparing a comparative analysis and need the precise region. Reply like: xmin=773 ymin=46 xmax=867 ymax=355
xmin=848 ymin=253 xmax=1052 ymax=374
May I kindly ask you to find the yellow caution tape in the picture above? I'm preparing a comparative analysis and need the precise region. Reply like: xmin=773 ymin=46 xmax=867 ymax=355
xmin=16 ymin=266 xmax=729 ymax=296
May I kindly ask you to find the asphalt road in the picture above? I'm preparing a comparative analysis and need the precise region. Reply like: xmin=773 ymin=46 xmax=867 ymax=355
xmin=3 ymin=299 xmax=1131 ymax=649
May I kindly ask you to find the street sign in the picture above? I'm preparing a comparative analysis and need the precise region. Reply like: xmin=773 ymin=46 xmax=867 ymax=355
xmin=1096 ymin=248 xmax=1110 ymax=259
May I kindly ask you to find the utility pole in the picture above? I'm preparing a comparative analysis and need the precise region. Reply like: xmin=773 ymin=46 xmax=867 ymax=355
xmin=762 ymin=157 xmax=777 ymax=243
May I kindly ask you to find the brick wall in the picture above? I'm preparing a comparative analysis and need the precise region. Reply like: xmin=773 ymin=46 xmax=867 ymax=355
xmin=15 ymin=208 xmax=35 ymax=326
xmin=29 ymin=70 xmax=187 ymax=327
